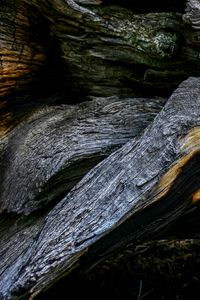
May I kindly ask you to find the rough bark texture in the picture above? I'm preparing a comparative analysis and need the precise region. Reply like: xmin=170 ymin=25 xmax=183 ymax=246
xmin=20 ymin=0 xmax=200 ymax=97
xmin=1 ymin=0 xmax=200 ymax=299
xmin=0 ymin=96 xmax=164 ymax=214
xmin=1 ymin=78 xmax=200 ymax=299
xmin=1 ymin=0 xmax=200 ymax=102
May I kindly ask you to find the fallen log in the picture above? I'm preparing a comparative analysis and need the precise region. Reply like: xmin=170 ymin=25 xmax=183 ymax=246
xmin=1 ymin=0 xmax=200 ymax=299
xmin=1 ymin=77 xmax=200 ymax=299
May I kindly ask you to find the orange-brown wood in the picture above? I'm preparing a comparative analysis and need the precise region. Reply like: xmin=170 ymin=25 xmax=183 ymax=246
xmin=155 ymin=127 xmax=200 ymax=200
xmin=0 ymin=1 xmax=47 ymax=137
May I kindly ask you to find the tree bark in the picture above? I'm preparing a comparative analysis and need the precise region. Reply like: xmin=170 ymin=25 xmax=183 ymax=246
xmin=1 ymin=77 xmax=200 ymax=299
xmin=1 ymin=0 xmax=200 ymax=299
xmin=1 ymin=0 xmax=200 ymax=102
xmin=0 ymin=96 xmax=164 ymax=215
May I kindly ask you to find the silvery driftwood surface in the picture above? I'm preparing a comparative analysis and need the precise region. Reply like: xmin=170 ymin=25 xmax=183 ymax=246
xmin=1 ymin=0 xmax=200 ymax=299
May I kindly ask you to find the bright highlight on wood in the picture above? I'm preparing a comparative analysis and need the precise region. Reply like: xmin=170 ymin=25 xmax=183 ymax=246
xmin=192 ymin=188 xmax=200 ymax=203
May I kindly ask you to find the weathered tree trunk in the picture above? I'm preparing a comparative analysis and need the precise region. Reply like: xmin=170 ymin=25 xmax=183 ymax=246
xmin=1 ymin=0 xmax=200 ymax=299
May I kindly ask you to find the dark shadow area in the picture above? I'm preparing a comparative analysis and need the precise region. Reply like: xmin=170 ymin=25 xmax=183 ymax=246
xmin=103 ymin=0 xmax=186 ymax=13
xmin=36 ymin=239 xmax=200 ymax=300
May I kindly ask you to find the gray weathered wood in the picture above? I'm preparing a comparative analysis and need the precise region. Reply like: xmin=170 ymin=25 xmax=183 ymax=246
xmin=0 ymin=96 xmax=164 ymax=215
xmin=1 ymin=77 xmax=200 ymax=299
xmin=184 ymin=0 xmax=200 ymax=29
xmin=0 ymin=95 xmax=163 ymax=299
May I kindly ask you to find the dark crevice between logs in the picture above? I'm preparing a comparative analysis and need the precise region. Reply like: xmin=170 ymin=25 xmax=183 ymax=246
xmin=26 ymin=10 xmax=75 ymax=102
xmin=33 ymin=154 xmax=108 ymax=213
xmin=0 ymin=3 xmax=85 ymax=135
xmin=0 ymin=1 xmax=67 ymax=99
xmin=0 ymin=5 xmax=72 ymax=135
xmin=102 ymin=0 xmax=186 ymax=14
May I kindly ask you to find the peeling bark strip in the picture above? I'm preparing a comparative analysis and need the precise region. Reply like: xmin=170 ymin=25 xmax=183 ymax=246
xmin=0 ymin=77 xmax=200 ymax=299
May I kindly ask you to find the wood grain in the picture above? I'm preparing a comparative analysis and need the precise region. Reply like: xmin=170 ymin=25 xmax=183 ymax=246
xmin=1 ymin=78 xmax=200 ymax=299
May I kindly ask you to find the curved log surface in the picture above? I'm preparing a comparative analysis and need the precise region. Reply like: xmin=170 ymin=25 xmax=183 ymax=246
xmin=0 ymin=96 xmax=164 ymax=214
xmin=1 ymin=77 xmax=200 ymax=299
xmin=0 ymin=95 xmax=164 ymax=299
